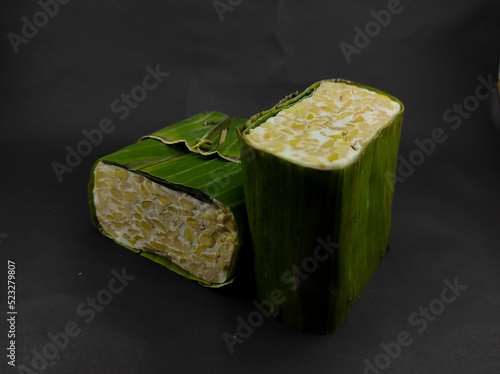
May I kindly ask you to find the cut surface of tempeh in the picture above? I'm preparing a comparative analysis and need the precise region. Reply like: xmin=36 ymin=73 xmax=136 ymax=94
xmin=245 ymin=81 xmax=400 ymax=169
xmin=93 ymin=162 xmax=238 ymax=284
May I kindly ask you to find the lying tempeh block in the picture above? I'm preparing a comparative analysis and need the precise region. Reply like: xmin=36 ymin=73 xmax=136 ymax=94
xmin=89 ymin=112 xmax=247 ymax=286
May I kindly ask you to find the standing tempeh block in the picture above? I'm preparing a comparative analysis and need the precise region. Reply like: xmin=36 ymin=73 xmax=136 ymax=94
xmin=237 ymin=80 xmax=404 ymax=332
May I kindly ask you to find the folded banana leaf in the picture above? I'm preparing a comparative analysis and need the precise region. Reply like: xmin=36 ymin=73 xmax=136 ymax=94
xmin=237 ymin=79 xmax=404 ymax=332
xmin=89 ymin=112 xmax=247 ymax=287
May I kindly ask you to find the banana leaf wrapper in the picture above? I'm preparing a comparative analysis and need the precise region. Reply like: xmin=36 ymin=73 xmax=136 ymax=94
xmin=237 ymin=79 xmax=404 ymax=332
xmin=89 ymin=112 xmax=247 ymax=287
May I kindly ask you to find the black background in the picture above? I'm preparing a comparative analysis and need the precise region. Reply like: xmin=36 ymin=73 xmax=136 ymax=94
xmin=1 ymin=1 xmax=500 ymax=373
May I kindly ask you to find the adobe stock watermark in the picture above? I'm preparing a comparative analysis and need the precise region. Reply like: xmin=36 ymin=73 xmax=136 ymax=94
xmin=7 ymin=0 xmax=72 ymax=54
xmin=51 ymin=64 xmax=169 ymax=183
xmin=0 ymin=233 xmax=8 ymax=244
xmin=16 ymin=268 xmax=135 ymax=374
xmin=213 ymin=0 xmax=243 ymax=22
xmin=339 ymin=0 xmax=411 ymax=64
xmin=203 ymin=143 xmax=256 ymax=197
xmin=385 ymin=73 xmax=497 ymax=190
xmin=222 ymin=235 xmax=339 ymax=354
xmin=363 ymin=277 xmax=467 ymax=373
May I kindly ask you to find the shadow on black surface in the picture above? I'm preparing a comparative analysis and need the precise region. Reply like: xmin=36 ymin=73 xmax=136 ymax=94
xmin=213 ymin=239 xmax=257 ymax=300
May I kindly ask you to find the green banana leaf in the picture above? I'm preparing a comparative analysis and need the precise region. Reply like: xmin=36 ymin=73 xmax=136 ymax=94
xmin=89 ymin=112 xmax=247 ymax=287
xmin=237 ymin=79 xmax=404 ymax=332
xmin=142 ymin=111 xmax=242 ymax=163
